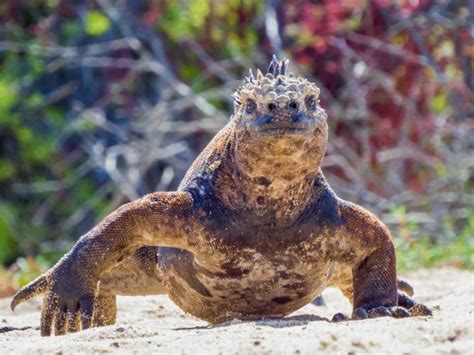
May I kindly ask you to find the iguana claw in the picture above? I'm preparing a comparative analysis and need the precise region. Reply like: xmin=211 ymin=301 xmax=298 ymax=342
xmin=11 ymin=274 xmax=50 ymax=311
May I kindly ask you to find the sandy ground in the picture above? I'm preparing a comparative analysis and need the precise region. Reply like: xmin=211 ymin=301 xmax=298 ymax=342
xmin=0 ymin=268 xmax=473 ymax=354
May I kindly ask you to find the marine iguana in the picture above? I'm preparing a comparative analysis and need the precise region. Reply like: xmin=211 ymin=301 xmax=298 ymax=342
xmin=11 ymin=56 xmax=431 ymax=336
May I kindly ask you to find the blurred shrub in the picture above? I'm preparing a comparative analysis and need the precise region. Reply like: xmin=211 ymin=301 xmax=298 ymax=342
xmin=395 ymin=208 xmax=474 ymax=270
xmin=0 ymin=0 xmax=472 ymax=280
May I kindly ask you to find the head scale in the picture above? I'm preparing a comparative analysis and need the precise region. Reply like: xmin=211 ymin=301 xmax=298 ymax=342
xmin=233 ymin=56 xmax=321 ymax=116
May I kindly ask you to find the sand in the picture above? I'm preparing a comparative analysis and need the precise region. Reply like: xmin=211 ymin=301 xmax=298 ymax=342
xmin=0 ymin=268 xmax=473 ymax=354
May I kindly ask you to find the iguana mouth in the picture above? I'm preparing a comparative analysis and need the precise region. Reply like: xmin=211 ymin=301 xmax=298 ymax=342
xmin=254 ymin=126 xmax=309 ymax=135
xmin=249 ymin=113 xmax=314 ymax=136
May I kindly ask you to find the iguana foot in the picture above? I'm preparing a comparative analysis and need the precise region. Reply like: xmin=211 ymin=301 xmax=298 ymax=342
xmin=352 ymin=302 xmax=432 ymax=319
xmin=331 ymin=312 xmax=349 ymax=322
xmin=332 ymin=304 xmax=431 ymax=322
xmin=331 ymin=291 xmax=432 ymax=322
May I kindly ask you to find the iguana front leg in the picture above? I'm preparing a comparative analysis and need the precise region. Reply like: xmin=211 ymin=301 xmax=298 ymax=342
xmin=332 ymin=202 xmax=432 ymax=320
xmin=11 ymin=191 xmax=195 ymax=336
xmin=92 ymin=246 xmax=166 ymax=329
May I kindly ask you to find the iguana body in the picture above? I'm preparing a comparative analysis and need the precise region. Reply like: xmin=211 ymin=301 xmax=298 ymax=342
xmin=12 ymin=57 xmax=431 ymax=336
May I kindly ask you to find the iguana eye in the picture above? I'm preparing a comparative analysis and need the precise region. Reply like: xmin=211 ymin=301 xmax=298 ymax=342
xmin=305 ymin=95 xmax=317 ymax=111
xmin=245 ymin=99 xmax=257 ymax=114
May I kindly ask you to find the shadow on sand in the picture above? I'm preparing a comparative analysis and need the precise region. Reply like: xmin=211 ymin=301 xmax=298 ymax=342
xmin=0 ymin=326 xmax=35 ymax=333
xmin=174 ymin=314 xmax=329 ymax=331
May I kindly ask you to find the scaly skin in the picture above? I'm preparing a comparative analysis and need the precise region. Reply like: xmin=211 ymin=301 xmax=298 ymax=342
xmin=11 ymin=56 xmax=431 ymax=336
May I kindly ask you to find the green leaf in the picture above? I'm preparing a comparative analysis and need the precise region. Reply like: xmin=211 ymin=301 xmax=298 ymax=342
xmin=0 ymin=159 xmax=14 ymax=182
xmin=429 ymin=92 xmax=448 ymax=114
xmin=159 ymin=4 xmax=191 ymax=40
xmin=188 ymin=0 xmax=210 ymax=28
xmin=85 ymin=11 xmax=111 ymax=36
xmin=63 ymin=21 xmax=80 ymax=43
xmin=0 ymin=203 xmax=19 ymax=264
xmin=0 ymin=79 xmax=17 ymax=112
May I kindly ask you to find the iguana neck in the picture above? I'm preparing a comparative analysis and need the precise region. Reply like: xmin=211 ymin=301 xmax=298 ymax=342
xmin=214 ymin=132 xmax=327 ymax=227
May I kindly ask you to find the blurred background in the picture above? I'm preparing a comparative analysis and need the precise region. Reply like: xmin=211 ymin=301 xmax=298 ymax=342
xmin=0 ymin=0 xmax=472 ymax=296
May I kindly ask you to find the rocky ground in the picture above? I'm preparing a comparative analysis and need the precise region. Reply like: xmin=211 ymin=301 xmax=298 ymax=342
xmin=0 ymin=268 xmax=472 ymax=354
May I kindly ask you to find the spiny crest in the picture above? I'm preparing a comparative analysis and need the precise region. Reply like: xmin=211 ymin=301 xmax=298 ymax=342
xmin=234 ymin=55 xmax=320 ymax=109
xmin=267 ymin=54 xmax=288 ymax=77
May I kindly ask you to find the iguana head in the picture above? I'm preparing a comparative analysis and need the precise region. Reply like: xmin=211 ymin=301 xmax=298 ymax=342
xmin=231 ymin=56 xmax=328 ymax=175
xmin=233 ymin=55 xmax=326 ymax=136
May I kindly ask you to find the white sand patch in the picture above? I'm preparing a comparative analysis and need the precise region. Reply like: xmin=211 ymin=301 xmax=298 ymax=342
xmin=0 ymin=268 xmax=472 ymax=354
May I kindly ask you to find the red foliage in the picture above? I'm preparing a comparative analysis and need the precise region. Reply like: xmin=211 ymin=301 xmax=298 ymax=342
xmin=283 ymin=1 xmax=471 ymax=196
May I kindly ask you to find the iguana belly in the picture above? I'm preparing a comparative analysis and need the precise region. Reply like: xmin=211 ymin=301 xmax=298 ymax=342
xmin=157 ymin=247 xmax=334 ymax=324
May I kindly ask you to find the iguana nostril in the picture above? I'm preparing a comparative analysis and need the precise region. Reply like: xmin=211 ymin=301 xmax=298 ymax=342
xmin=289 ymin=101 xmax=298 ymax=111
xmin=268 ymin=103 xmax=276 ymax=112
